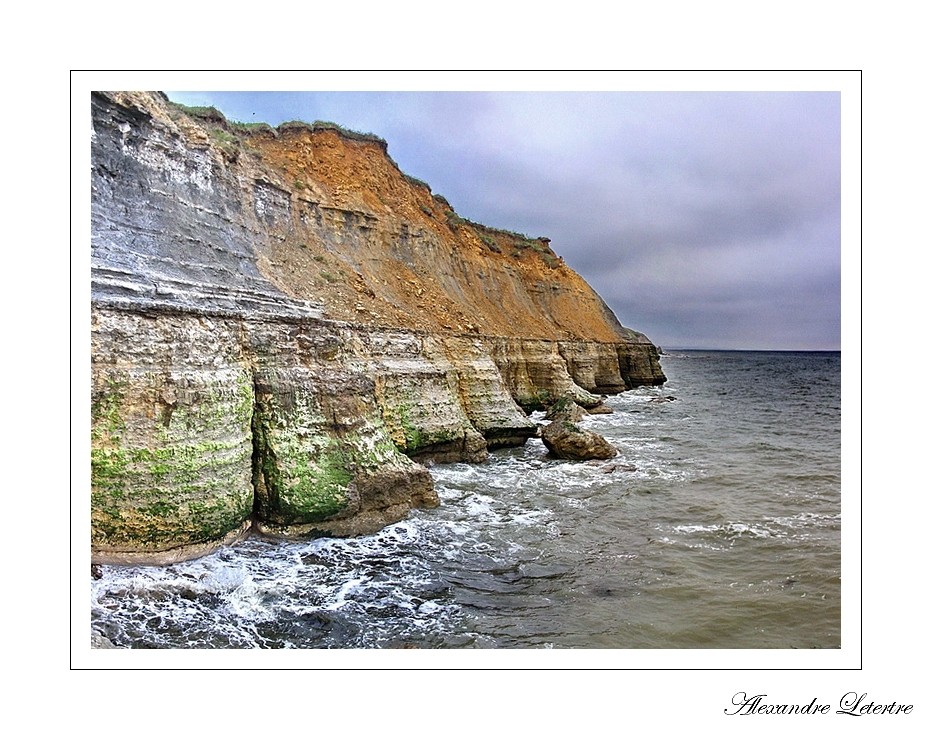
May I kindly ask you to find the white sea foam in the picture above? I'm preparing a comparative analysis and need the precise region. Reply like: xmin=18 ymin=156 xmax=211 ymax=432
xmin=326 ymin=576 xmax=367 ymax=610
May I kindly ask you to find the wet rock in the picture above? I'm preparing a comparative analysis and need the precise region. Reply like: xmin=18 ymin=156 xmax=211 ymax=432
xmin=541 ymin=421 xmax=617 ymax=460
xmin=91 ymin=630 xmax=117 ymax=649
xmin=544 ymin=396 xmax=588 ymax=423
xmin=586 ymin=403 xmax=615 ymax=414
xmin=599 ymin=462 xmax=638 ymax=473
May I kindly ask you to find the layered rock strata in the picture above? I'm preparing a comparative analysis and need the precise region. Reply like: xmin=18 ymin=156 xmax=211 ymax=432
xmin=90 ymin=91 xmax=665 ymax=564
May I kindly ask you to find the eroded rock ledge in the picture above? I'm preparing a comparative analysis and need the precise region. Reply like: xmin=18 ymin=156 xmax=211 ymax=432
xmin=90 ymin=91 xmax=665 ymax=564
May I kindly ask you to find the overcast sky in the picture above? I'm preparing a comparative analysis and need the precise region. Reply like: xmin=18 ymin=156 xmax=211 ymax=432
xmin=167 ymin=90 xmax=840 ymax=351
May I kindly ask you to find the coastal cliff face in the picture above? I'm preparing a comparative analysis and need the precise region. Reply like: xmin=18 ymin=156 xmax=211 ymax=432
xmin=90 ymin=91 xmax=665 ymax=564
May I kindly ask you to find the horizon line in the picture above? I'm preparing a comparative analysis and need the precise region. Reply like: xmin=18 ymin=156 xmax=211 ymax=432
xmin=662 ymin=347 xmax=841 ymax=353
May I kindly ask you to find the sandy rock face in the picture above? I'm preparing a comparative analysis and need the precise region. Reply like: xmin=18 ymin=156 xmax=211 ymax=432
xmin=90 ymin=91 xmax=663 ymax=563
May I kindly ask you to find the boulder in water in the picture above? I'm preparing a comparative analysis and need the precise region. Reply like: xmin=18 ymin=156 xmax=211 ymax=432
xmin=541 ymin=420 xmax=617 ymax=460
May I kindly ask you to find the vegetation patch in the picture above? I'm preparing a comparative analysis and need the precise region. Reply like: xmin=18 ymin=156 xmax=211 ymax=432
xmin=388 ymin=402 xmax=422 ymax=453
xmin=480 ymin=234 xmax=502 ymax=253
xmin=404 ymin=174 xmax=432 ymax=191
xmin=519 ymin=388 xmax=553 ymax=412
xmin=547 ymin=396 xmax=575 ymax=415
xmin=252 ymin=426 xmax=351 ymax=524
xmin=249 ymin=385 xmax=382 ymax=526
xmin=210 ymin=128 xmax=239 ymax=158
xmin=167 ymin=101 xmax=272 ymax=152
xmin=211 ymin=128 xmax=237 ymax=146
xmin=91 ymin=448 xmax=129 ymax=499
xmin=282 ymin=447 xmax=352 ymax=522
xmin=229 ymin=120 xmax=276 ymax=135
xmin=445 ymin=210 xmax=464 ymax=230
xmin=168 ymin=102 xmax=227 ymax=124
xmin=279 ymin=120 xmax=387 ymax=148
xmin=91 ymin=368 xmax=255 ymax=551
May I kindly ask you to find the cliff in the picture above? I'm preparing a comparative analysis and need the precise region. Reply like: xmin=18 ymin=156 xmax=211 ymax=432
xmin=90 ymin=91 xmax=665 ymax=564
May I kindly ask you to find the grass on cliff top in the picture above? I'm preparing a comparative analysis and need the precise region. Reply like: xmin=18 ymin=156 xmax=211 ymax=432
xmin=431 ymin=194 xmax=559 ymax=267
xmin=474 ymin=222 xmax=551 ymax=246
xmin=465 ymin=221 xmax=558 ymax=264
xmin=167 ymin=102 xmax=385 ymax=146
xmin=169 ymin=103 xmax=227 ymax=123
xmin=229 ymin=120 xmax=276 ymax=134
xmin=403 ymin=173 xmax=432 ymax=191
xmin=278 ymin=120 xmax=388 ymax=148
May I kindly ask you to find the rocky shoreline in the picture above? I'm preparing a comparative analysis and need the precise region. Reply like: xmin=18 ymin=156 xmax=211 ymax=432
xmin=90 ymin=91 xmax=665 ymax=565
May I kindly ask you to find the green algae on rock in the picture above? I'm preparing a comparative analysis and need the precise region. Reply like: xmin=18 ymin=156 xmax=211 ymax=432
xmin=91 ymin=358 xmax=255 ymax=563
xmin=250 ymin=364 xmax=437 ymax=533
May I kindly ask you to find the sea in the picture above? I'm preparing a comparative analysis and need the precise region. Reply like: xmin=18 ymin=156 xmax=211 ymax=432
xmin=90 ymin=350 xmax=842 ymax=650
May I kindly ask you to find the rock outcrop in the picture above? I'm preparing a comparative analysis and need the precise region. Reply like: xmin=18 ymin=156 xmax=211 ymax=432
xmin=90 ymin=91 xmax=665 ymax=564
xmin=544 ymin=396 xmax=590 ymax=423
xmin=540 ymin=421 xmax=619 ymax=461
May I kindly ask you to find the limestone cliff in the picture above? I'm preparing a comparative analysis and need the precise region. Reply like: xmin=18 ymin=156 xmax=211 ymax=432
xmin=90 ymin=91 xmax=665 ymax=564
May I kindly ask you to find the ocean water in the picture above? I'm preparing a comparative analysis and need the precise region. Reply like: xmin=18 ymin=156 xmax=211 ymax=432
xmin=90 ymin=351 xmax=841 ymax=649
